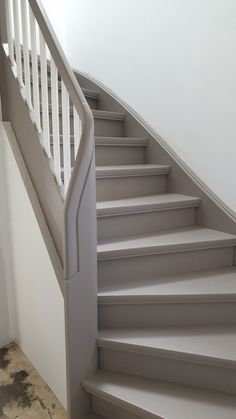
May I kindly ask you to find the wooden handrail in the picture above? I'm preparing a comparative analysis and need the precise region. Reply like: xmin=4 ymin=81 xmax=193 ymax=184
xmin=28 ymin=0 xmax=95 ymax=279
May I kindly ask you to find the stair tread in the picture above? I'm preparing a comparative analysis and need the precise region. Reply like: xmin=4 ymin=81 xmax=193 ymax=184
xmin=98 ymin=266 xmax=236 ymax=301
xmin=46 ymin=103 xmax=124 ymax=120
xmin=97 ymin=324 xmax=236 ymax=367
xmin=82 ymin=370 xmax=236 ymax=419
xmin=92 ymin=109 xmax=125 ymax=120
xmin=97 ymin=193 xmax=201 ymax=216
xmin=95 ymin=136 xmax=148 ymax=146
xmin=50 ymin=135 xmax=148 ymax=147
xmin=97 ymin=226 xmax=236 ymax=260
xmin=81 ymin=87 xmax=99 ymax=100
xmin=96 ymin=164 xmax=170 ymax=178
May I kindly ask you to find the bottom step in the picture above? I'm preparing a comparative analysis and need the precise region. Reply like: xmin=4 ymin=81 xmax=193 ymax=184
xmin=83 ymin=370 xmax=236 ymax=419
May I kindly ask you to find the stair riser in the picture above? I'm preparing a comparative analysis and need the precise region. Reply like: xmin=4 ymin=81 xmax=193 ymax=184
xmin=84 ymin=96 xmax=98 ymax=110
xmin=99 ymin=348 xmax=236 ymax=394
xmin=96 ymin=175 xmax=167 ymax=201
xmin=97 ymin=207 xmax=196 ymax=241
xmin=94 ymin=119 xmax=124 ymax=137
xmin=95 ymin=146 xmax=145 ymax=166
xmin=92 ymin=396 xmax=142 ymax=419
xmin=98 ymin=247 xmax=234 ymax=289
xmin=98 ymin=301 xmax=236 ymax=327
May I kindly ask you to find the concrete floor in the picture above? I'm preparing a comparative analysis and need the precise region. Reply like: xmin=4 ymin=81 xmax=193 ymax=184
xmin=0 ymin=343 xmax=67 ymax=419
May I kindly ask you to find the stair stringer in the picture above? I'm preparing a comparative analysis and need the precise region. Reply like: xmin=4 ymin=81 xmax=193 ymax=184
xmin=0 ymin=45 xmax=64 ymax=267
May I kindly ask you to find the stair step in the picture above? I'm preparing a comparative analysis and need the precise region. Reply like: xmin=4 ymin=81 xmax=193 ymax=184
xmin=50 ymin=135 xmax=147 ymax=147
xmin=34 ymin=73 xmax=99 ymax=100
xmin=98 ymin=265 xmax=236 ymax=327
xmin=95 ymin=137 xmax=148 ymax=147
xmin=97 ymin=325 xmax=236 ymax=393
xmin=82 ymin=370 xmax=236 ymax=419
xmin=47 ymin=103 xmax=124 ymax=136
xmin=96 ymin=165 xmax=169 ymax=201
xmin=96 ymin=164 xmax=170 ymax=179
xmin=81 ymin=88 xmax=99 ymax=101
xmin=95 ymin=137 xmax=147 ymax=166
xmin=98 ymin=269 xmax=236 ymax=327
xmin=97 ymin=325 xmax=236 ymax=368
xmin=46 ymin=103 xmax=124 ymax=121
xmin=97 ymin=193 xmax=200 ymax=240
xmin=51 ymin=135 xmax=147 ymax=166
xmin=92 ymin=110 xmax=125 ymax=121
xmin=97 ymin=193 xmax=201 ymax=217
xmin=97 ymin=226 xmax=236 ymax=261
xmin=98 ymin=266 xmax=236 ymax=302
xmin=81 ymin=415 xmax=106 ymax=419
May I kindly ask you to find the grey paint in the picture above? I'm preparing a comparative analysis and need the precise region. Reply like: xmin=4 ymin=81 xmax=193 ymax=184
xmin=0 ymin=0 xmax=7 ymax=43
xmin=1 ymin=2 xmax=236 ymax=417
xmin=75 ymin=70 xmax=236 ymax=417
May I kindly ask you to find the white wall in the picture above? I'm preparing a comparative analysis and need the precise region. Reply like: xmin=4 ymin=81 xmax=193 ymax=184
xmin=0 ymin=124 xmax=67 ymax=409
xmin=0 ymin=268 xmax=10 ymax=348
xmin=41 ymin=0 xmax=67 ymax=52
xmin=44 ymin=0 xmax=236 ymax=214
xmin=0 ymin=178 xmax=11 ymax=348
xmin=0 ymin=127 xmax=15 ymax=348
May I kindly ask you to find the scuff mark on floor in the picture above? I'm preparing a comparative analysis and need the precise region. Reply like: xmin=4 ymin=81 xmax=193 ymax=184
xmin=0 ymin=343 xmax=67 ymax=419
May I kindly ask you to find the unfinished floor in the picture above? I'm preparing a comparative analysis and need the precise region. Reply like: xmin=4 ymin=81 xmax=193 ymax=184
xmin=0 ymin=343 xmax=67 ymax=419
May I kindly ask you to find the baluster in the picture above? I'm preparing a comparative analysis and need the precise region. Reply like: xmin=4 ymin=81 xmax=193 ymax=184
xmin=73 ymin=105 xmax=81 ymax=159
xmin=29 ymin=7 xmax=41 ymax=132
xmin=39 ymin=31 xmax=50 ymax=155
xmin=21 ymin=0 xmax=32 ymax=109
xmin=5 ymin=0 xmax=15 ymax=65
xmin=51 ymin=58 xmax=61 ymax=185
xmin=12 ymin=0 xmax=23 ymax=86
xmin=62 ymin=81 xmax=71 ymax=192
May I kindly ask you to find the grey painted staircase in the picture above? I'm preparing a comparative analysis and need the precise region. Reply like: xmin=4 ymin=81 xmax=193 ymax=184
xmin=43 ymin=69 xmax=236 ymax=418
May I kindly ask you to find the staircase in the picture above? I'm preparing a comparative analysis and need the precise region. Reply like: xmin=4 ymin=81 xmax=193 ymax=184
xmin=1 ymin=1 xmax=236 ymax=418
xmin=75 ymin=77 xmax=236 ymax=418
